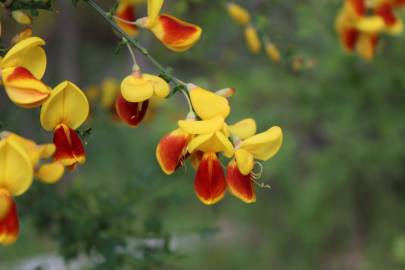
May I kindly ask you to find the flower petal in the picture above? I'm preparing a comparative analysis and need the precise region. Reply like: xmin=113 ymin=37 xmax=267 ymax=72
xmin=2 ymin=67 xmax=50 ymax=108
xmin=149 ymin=14 xmax=202 ymax=52
xmin=115 ymin=92 xmax=149 ymax=127
xmin=115 ymin=2 xmax=139 ymax=37
xmin=147 ymin=0 xmax=164 ymax=27
xmin=244 ymin=25 xmax=261 ymax=54
xmin=189 ymin=86 xmax=230 ymax=120
xmin=156 ymin=129 xmax=191 ymax=175
xmin=229 ymin=118 xmax=257 ymax=140
xmin=1 ymin=36 xmax=46 ymax=79
xmin=121 ymin=74 xmax=154 ymax=102
xmin=188 ymin=131 xmax=234 ymax=156
xmin=178 ymin=116 xmax=224 ymax=135
xmin=101 ymin=78 xmax=119 ymax=109
xmin=53 ymin=124 xmax=86 ymax=167
xmin=40 ymin=81 xmax=90 ymax=131
xmin=375 ymin=2 xmax=403 ymax=34
xmin=0 ymin=139 xmax=33 ymax=196
xmin=35 ymin=162 xmax=65 ymax=184
xmin=226 ymin=2 xmax=251 ymax=25
xmin=226 ymin=160 xmax=256 ymax=203
xmin=240 ymin=126 xmax=283 ymax=161
xmin=356 ymin=33 xmax=378 ymax=61
xmin=234 ymin=148 xmax=254 ymax=175
xmin=11 ymin=10 xmax=32 ymax=25
xmin=194 ymin=152 xmax=226 ymax=205
xmin=143 ymin=74 xmax=170 ymax=98
xmin=0 ymin=189 xmax=19 ymax=245
xmin=2 ymin=132 xmax=41 ymax=166
xmin=348 ymin=0 xmax=365 ymax=16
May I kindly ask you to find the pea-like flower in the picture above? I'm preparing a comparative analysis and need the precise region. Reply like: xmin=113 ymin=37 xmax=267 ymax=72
xmin=114 ymin=0 xmax=145 ymax=37
xmin=0 ymin=132 xmax=63 ymax=245
xmin=40 ymin=81 xmax=90 ymax=170
xmin=116 ymin=71 xmax=170 ymax=127
xmin=226 ymin=119 xmax=283 ymax=203
xmin=0 ymin=37 xmax=50 ymax=107
xmin=136 ymin=0 xmax=202 ymax=52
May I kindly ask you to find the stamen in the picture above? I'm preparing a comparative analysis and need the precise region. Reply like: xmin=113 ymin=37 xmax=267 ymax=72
xmin=250 ymin=162 xmax=270 ymax=189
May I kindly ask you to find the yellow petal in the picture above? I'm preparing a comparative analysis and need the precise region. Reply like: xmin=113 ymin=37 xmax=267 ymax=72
xmin=38 ymin=144 xmax=56 ymax=159
xmin=244 ymin=25 xmax=261 ymax=54
xmin=178 ymin=116 xmax=224 ymax=135
xmin=40 ymin=81 xmax=90 ymax=131
xmin=188 ymin=131 xmax=234 ymax=156
xmin=189 ymin=86 xmax=230 ymax=120
xmin=11 ymin=10 xmax=32 ymax=25
xmin=147 ymin=0 xmax=164 ymax=27
xmin=226 ymin=2 xmax=251 ymax=25
xmin=240 ymin=126 xmax=283 ymax=161
xmin=229 ymin=118 xmax=257 ymax=140
xmin=35 ymin=162 xmax=65 ymax=184
xmin=1 ymin=36 xmax=46 ymax=79
xmin=100 ymin=78 xmax=119 ymax=108
xmin=265 ymin=41 xmax=281 ymax=63
xmin=235 ymin=148 xmax=254 ymax=175
xmin=356 ymin=16 xmax=385 ymax=33
xmin=3 ymin=132 xmax=41 ymax=166
xmin=143 ymin=74 xmax=170 ymax=98
xmin=0 ymin=139 xmax=33 ymax=196
xmin=121 ymin=74 xmax=154 ymax=102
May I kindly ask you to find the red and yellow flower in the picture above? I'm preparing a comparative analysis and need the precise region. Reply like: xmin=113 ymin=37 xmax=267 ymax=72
xmin=114 ymin=0 xmax=146 ymax=37
xmin=116 ymin=70 xmax=170 ymax=127
xmin=40 ymin=81 xmax=90 ymax=170
xmin=227 ymin=119 xmax=283 ymax=203
xmin=0 ymin=37 xmax=50 ymax=107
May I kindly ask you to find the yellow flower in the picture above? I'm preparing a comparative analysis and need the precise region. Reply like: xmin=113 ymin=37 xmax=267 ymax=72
xmin=188 ymin=84 xmax=231 ymax=120
xmin=265 ymin=41 xmax=282 ymax=63
xmin=117 ymin=71 xmax=169 ymax=127
xmin=11 ymin=10 xmax=32 ymax=25
xmin=244 ymin=24 xmax=261 ymax=54
xmin=226 ymin=2 xmax=251 ymax=26
xmin=226 ymin=119 xmax=282 ymax=203
xmin=40 ymin=81 xmax=90 ymax=169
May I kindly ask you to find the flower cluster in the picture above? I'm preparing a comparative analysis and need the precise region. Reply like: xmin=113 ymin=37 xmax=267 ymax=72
xmin=0 ymin=132 xmax=64 ymax=245
xmin=155 ymin=85 xmax=283 ymax=204
xmin=226 ymin=2 xmax=282 ymax=63
xmin=336 ymin=0 xmax=405 ymax=60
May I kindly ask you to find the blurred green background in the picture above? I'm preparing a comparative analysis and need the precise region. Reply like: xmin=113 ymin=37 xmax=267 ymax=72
xmin=1 ymin=0 xmax=405 ymax=269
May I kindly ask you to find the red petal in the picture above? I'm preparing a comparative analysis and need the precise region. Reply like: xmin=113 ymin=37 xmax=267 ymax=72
xmin=53 ymin=124 xmax=86 ymax=167
xmin=159 ymin=15 xmax=199 ymax=45
xmin=115 ymin=92 xmax=149 ymax=127
xmin=342 ymin=28 xmax=359 ymax=51
xmin=115 ymin=3 xmax=138 ymax=36
xmin=349 ymin=0 xmax=366 ymax=16
xmin=194 ymin=152 xmax=226 ymax=205
xmin=0 ymin=189 xmax=19 ymax=245
xmin=226 ymin=160 xmax=256 ymax=203
xmin=156 ymin=130 xmax=190 ymax=175
xmin=375 ymin=2 xmax=397 ymax=26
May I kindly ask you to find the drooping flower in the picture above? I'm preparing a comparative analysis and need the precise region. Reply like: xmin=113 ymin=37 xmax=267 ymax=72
xmin=226 ymin=2 xmax=251 ymax=26
xmin=114 ymin=0 xmax=145 ymax=37
xmin=226 ymin=119 xmax=282 ymax=203
xmin=40 ymin=81 xmax=90 ymax=169
xmin=244 ymin=24 xmax=261 ymax=54
xmin=136 ymin=0 xmax=202 ymax=52
xmin=116 ymin=71 xmax=169 ymax=127
xmin=0 ymin=37 xmax=50 ymax=107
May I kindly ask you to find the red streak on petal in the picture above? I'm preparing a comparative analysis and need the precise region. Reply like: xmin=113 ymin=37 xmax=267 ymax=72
xmin=194 ymin=152 xmax=226 ymax=205
xmin=159 ymin=15 xmax=198 ymax=45
xmin=343 ymin=28 xmax=359 ymax=51
xmin=226 ymin=160 xmax=256 ymax=203
xmin=5 ymin=67 xmax=36 ymax=82
xmin=349 ymin=0 xmax=365 ymax=16
xmin=116 ymin=4 xmax=138 ymax=33
xmin=0 ymin=190 xmax=19 ymax=245
xmin=375 ymin=2 xmax=397 ymax=26
xmin=394 ymin=0 xmax=405 ymax=7
xmin=53 ymin=124 xmax=85 ymax=167
xmin=115 ymin=92 xmax=149 ymax=127
xmin=157 ymin=132 xmax=190 ymax=174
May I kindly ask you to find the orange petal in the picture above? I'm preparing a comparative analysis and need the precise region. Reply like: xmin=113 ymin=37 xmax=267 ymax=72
xmin=356 ymin=33 xmax=379 ymax=61
xmin=149 ymin=14 xmax=202 ymax=52
xmin=0 ymin=189 xmax=19 ymax=245
xmin=53 ymin=124 xmax=85 ymax=167
xmin=156 ymin=129 xmax=191 ymax=175
xmin=194 ymin=152 xmax=226 ymax=205
xmin=115 ymin=2 xmax=139 ymax=37
xmin=375 ymin=1 xmax=397 ymax=26
xmin=2 ymin=67 xmax=50 ymax=108
xmin=115 ymin=92 xmax=149 ymax=127
xmin=348 ymin=0 xmax=365 ymax=16
xmin=226 ymin=160 xmax=256 ymax=203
